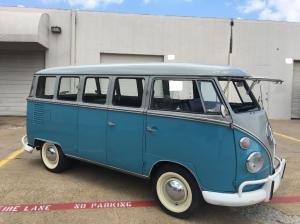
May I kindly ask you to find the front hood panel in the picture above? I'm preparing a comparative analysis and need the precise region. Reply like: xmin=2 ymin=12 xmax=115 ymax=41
xmin=232 ymin=110 xmax=275 ymax=162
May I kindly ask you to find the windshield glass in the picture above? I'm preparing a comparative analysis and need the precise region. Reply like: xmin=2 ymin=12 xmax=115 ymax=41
xmin=218 ymin=79 xmax=260 ymax=113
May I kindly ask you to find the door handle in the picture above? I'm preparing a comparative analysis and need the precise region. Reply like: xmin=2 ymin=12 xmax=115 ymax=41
xmin=146 ymin=126 xmax=157 ymax=133
xmin=108 ymin=121 xmax=116 ymax=127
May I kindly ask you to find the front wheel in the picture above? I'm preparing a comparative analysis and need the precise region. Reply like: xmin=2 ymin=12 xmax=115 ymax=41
xmin=153 ymin=165 xmax=201 ymax=218
xmin=40 ymin=142 xmax=70 ymax=173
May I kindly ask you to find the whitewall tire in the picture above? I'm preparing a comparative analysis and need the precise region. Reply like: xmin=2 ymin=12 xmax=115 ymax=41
xmin=153 ymin=165 xmax=201 ymax=218
xmin=41 ymin=142 xmax=69 ymax=173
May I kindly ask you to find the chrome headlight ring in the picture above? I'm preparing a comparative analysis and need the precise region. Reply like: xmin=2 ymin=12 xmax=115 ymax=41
xmin=246 ymin=152 xmax=264 ymax=173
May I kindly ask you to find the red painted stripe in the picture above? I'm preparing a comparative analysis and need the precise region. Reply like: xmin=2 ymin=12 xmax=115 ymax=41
xmin=0 ymin=197 xmax=299 ymax=213
xmin=271 ymin=196 xmax=300 ymax=203
xmin=0 ymin=200 xmax=157 ymax=213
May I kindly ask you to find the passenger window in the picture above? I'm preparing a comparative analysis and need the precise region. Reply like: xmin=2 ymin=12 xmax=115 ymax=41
xmin=113 ymin=78 xmax=144 ymax=108
xmin=57 ymin=77 xmax=79 ymax=101
xmin=150 ymin=79 xmax=204 ymax=113
xmin=198 ymin=81 xmax=222 ymax=114
xmin=36 ymin=76 xmax=56 ymax=99
xmin=83 ymin=77 xmax=109 ymax=104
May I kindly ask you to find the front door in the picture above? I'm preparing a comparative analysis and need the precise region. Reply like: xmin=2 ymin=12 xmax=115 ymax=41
xmin=106 ymin=77 xmax=146 ymax=173
xmin=145 ymin=78 xmax=236 ymax=192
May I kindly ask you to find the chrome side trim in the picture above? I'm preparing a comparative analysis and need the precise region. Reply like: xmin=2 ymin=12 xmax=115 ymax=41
xmin=27 ymin=97 xmax=78 ymax=107
xmin=107 ymin=106 xmax=144 ymax=115
xmin=147 ymin=110 xmax=231 ymax=127
xmin=65 ymin=154 xmax=149 ymax=179
xmin=77 ymin=102 xmax=107 ymax=110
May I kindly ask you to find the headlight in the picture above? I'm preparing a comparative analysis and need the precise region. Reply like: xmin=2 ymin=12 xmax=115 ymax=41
xmin=240 ymin=137 xmax=251 ymax=149
xmin=246 ymin=152 xmax=264 ymax=173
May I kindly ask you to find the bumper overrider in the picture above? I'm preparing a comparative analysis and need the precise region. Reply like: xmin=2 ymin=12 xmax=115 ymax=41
xmin=22 ymin=135 xmax=34 ymax=153
xmin=202 ymin=157 xmax=286 ymax=206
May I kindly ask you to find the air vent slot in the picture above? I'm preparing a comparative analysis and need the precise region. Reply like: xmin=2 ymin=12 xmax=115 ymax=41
xmin=33 ymin=103 xmax=45 ymax=125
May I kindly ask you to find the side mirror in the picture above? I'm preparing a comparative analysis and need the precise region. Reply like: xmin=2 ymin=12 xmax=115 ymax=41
xmin=221 ymin=105 xmax=228 ymax=117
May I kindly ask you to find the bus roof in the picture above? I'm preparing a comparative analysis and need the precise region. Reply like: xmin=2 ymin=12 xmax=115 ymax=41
xmin=36 ymin=63 xmax=250 ymax=77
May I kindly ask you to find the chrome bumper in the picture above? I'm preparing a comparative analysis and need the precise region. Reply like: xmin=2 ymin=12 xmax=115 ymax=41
xmin=202 ymin=157 xmax=286 ymax=207
xmin=22 ymin=135 xmax=34 ymax=153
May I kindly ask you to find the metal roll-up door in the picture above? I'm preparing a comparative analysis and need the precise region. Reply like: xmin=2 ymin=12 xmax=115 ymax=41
xmin=292 ymin=61 xmax=300 ymax=118
xmin=0 ymin=51 xmax=45 ymax=115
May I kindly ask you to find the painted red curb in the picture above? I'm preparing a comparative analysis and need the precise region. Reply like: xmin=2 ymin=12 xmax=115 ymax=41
xmin=270 ymin=196 xmax=300 ymax=203
xmin=0 ymin=200 xmax=157 ymax=213
xmin=0 ymin=197 xmax=299 ymax=213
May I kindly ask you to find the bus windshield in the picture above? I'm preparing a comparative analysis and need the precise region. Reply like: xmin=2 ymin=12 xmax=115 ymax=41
xmin=218 ymin=79 xmax=260 ymax=113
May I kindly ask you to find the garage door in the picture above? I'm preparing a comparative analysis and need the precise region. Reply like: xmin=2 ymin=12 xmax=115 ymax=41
xmin=292 ymin=61 xmax=300 ymax=118
xmin=0 ymin=51 xmax=45 ymax=115
xmin=100 ymin=53 xmax=164 ymax=64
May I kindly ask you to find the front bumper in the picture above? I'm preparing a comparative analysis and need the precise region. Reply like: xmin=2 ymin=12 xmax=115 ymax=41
xmin=202 ymin=157 xmax=286 ymax=207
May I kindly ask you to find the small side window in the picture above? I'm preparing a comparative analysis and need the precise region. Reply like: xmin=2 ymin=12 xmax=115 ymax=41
xmin=83 ymin=77 xmax=109 ymax=104
xmin=112 ymin=78 xmax=144 ymax=108
xmin=57 ymin=77 xmax=79 ymax=101
xmin=198 ymin=81 xmax=222 ymax=114
xmin=36 ymin=76 xmax=56 ymax=99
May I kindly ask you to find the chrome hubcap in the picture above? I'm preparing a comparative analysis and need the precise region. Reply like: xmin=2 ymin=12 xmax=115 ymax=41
xmin=46 ymin=147 xmax=57 ymax=162
xmin=165 ymin=179 xmax=187 ymax=203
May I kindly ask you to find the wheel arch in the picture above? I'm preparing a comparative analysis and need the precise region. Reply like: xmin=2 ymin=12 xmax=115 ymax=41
xmin=149 ymin=161 xmax=203 ymax=191
xmin=33 ymin=138 xmax=63 ymax=151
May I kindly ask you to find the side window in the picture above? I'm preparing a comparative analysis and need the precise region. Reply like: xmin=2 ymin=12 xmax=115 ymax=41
xmin=198 ymin=81 xmax=222 ymax=114
xmin=83 ymin=77 xmax=109 ymax=104
xmin=57 ymin=77 xmax=79 ymax=101
xmin=112 ymin=78 xmax=144 ymax=108
xmin=150 ymin=79 xmax=204 ymax=113
xmin=36 ymin=76 xmax=56 ymax=99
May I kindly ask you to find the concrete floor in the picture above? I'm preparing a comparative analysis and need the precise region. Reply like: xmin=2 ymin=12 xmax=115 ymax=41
xmin=0 ymin=117 xmax=299 ymax=224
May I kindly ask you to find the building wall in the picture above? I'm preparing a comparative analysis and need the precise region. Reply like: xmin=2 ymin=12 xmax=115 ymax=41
xmin=231 ymin=20 xmax=300 ymax=119
xmin=74 ymin=12 xmax=231 ymax=65
xmin=1 ymin=7 xmax=299 ymax=119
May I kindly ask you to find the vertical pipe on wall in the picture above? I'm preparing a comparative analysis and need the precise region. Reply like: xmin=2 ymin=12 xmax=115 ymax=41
xmin=228 ymin=19 xmax=234 ymax=65
xmin=70 ymin=10 xmax=77 ymax=65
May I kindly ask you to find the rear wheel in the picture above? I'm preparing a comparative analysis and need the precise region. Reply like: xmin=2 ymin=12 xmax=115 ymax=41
xmin=40 ymin=142 xmax=69 ymax=173
xmin=153 ymin=165 xmax=201 ymax=218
